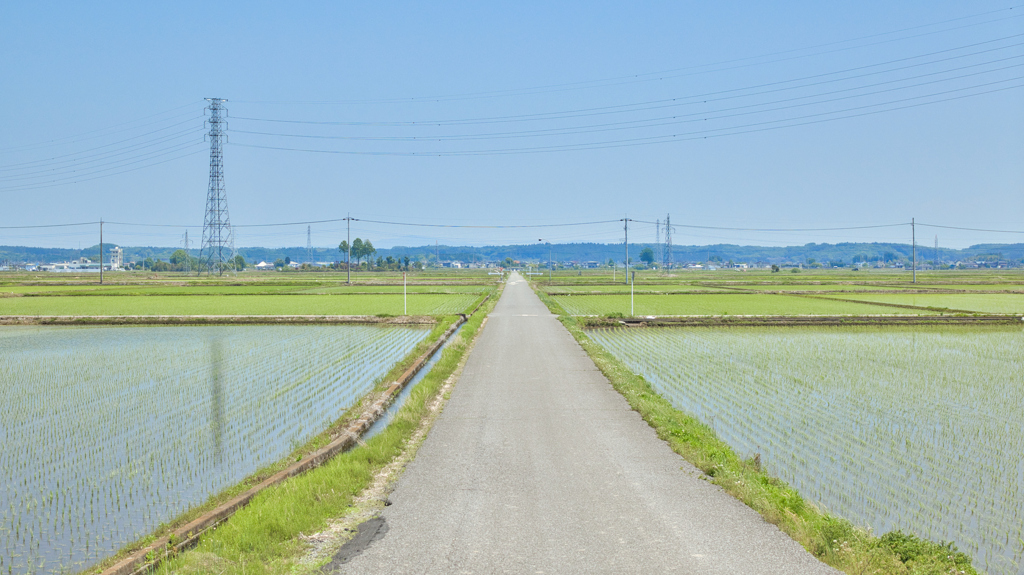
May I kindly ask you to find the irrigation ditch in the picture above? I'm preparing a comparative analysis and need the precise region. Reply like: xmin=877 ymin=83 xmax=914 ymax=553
xmin=94 ymin=294 xmax=492 ymax=575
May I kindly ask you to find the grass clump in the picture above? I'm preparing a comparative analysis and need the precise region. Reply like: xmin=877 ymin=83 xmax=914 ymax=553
xmin=533 ymin=289 xmax=977 ymax=575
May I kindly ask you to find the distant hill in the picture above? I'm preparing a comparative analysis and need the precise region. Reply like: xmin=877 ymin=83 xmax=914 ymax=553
xmin=3 ymin=241 xmax=1022 ymax=267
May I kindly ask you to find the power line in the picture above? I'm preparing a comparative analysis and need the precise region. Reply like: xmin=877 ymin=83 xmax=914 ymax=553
xmin=630 ymin=220 xmax=912 ymax=232
xmin=230 ymin=56 xmax=1024 ymax=144
xmin=917 ymin=223 xmax=1024 ymax=234
xmin=230 ymin=6 xmax=1023 ymax=105
xmin=0 ymin=143 xmax=207 ymax=193
xmin=230 ymin=34 xmax=1024 ymax=129
xmin=229 ymin=79 xmax=1024 ymax=156
xmin=0 ymin=103 xmax=201 ymax=153
xmin=10 ymin=217 xmax=1022 ymax=235
xmin=0 ymin=116 xmax=205 ymax=170
xmin=353 ymin=218 xmax=623 ymax=229
xmin=0 ymin=221 xmax=99 ymax=230
xmin=0 ymin=130 xmax=207 ymax=182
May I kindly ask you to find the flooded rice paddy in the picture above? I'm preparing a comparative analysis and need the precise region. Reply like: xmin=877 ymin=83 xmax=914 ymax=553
xmin=589 ymin=325 xmax=1023 ymax=575
xmin=0 ymin=324 xmax=429 ymax=575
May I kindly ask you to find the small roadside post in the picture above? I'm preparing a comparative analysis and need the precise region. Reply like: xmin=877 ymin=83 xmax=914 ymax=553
xmin=631 ymin=270 xmax=635 ymax=317
xmin=912 ymin=217 xmax=916 ymax=284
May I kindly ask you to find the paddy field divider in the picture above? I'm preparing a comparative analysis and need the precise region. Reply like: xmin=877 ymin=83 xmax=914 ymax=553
xmin=96 ymin=293 xmax=492 ymax=575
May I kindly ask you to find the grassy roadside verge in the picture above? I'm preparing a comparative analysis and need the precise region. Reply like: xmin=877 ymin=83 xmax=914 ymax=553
xmin=533 ymin=288 xmax=977 ymax=575
xmin=152 ymin=293 xmax=497 ymax=575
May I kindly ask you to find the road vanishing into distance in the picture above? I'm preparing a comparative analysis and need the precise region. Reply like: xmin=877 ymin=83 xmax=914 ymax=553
xmin=330 ymin=273 xmax=838 ymax=574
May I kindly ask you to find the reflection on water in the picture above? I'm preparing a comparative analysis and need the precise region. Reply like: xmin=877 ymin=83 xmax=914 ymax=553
xmin=0 ymin=324 xmax=429 ymax=575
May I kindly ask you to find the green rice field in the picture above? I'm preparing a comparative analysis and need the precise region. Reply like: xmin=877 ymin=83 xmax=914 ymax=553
xmin=0 ymin=293 xmax=480 ymax=316
xmin=908 ymin=284 xmax=1024 ymax=292
xmin=588 ymin=325 xmax=1024 ymax=575
xmin=0 ymin=324 xmax=430 ymax=575
xmin=0 ymin=284 xmax=489 ymax=296
xmin=723 ymin=284 xmax=920 ymax=292
xmin=822 ymin=293 xmax=1024 ymax=314
xmin=550 ymin=293 xmax=940 ymax=316
xmin=543 ymin=284 xmax=732 ymax=294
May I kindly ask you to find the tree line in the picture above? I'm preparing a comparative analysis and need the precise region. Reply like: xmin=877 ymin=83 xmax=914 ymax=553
xmin=338 ymin=238 xmax=418 ymax=270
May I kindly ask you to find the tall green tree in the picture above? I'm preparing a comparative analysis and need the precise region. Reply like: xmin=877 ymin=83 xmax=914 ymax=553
xmin=351 ymin=238 xmax=364 ymax=265
xmin=338 ymin=240 xmax=350 ymax=267
xmin=639 ymin=247 xmax=655 ymax=265
xmin=361 ymin=239 xmax=376 ymax=264
xmin=169 ymin=249 xmax=188 ymax=266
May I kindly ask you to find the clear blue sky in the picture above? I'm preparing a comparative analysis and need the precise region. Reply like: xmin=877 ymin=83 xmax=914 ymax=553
xmin=1 ymin=1 xmax=1022 ymax=249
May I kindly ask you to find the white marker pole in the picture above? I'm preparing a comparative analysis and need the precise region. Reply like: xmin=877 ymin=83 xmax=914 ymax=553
xmin=631 ymin=270 xmax=634 ymax=317
xmin=404 ymin=271 xmax=407 ymax=315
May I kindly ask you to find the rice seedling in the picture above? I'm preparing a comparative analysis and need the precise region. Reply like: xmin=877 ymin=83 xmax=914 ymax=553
xmin=0 ymin=324 xmax=429 ymax=575
xmin=588 ymin=325 xmax=1023 ymax=575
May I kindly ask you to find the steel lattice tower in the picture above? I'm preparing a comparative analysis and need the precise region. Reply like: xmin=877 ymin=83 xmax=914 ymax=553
xmin=199 ymin=98 xmax=234 ymax=275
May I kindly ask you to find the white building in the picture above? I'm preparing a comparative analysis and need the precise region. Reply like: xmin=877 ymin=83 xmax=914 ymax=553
xmin=109 ymin=247 xmax=123 ymax=270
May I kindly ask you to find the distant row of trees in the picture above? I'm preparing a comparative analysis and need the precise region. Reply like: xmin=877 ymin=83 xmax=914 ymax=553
xmin=131 ymin=250 xmax=246 ymax=272
xmin=338 ymin=238 xmax=376 ymax=267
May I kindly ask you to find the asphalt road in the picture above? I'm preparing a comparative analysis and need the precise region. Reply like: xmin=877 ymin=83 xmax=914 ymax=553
xmin=331 ymin=273 xmax=838 ymax=574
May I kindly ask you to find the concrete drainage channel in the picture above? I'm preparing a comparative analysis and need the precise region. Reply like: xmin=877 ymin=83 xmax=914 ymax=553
xmin=100 ymin=306 xmax=483 ymax=575
xmin=362 ymin=323 xmax=464 ymax=442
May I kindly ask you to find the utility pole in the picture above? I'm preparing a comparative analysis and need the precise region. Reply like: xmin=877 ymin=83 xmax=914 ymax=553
xmin=655 ymin=219 xmax=661 ymax=268
xmin=912 ymin=218 xmax=916 ymax=283
xmin=539 ymin=239 xmax=552 ymax=282
xmin=346 ymin=215 xmax=351 ymax=284
xmin=99 ymin=219 xmax=103 ymax=285
xmin=631 ymin=270 xmax=635 ymax=317
xmin=199 ymin=98 xmax=233 ymax=276
xmin=183 ymin=230 xmax=192 ymax=275
xmin=307 ymin=225 xmax=312 ymax=264
xmin=624 ymin=217 xmax=629 ymax=285
xmin=664 ymin=213 xmax=673 ymax=270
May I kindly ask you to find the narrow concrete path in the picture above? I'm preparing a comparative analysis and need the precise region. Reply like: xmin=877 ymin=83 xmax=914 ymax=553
xmin=333 ymin=273 xmax=837 ymax=574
